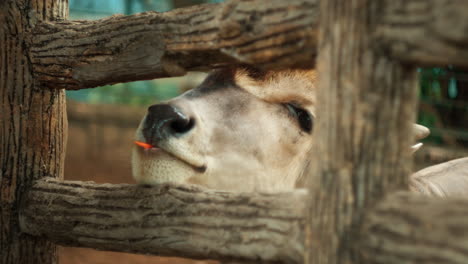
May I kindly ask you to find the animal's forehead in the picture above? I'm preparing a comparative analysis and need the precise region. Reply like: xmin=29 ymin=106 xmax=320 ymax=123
xmin=234 ymin=67 xmax=317 ymax=106
xmin=193 ymin=67 xmax=317 ymax=106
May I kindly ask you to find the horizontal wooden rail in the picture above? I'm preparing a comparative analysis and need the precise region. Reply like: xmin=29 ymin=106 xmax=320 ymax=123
xmin=30 ymin=0 xmax=468 ymax=90
xmin=19 ymin=178 xmax=307 ymax=263
xmin=376 ymin=0 xmax=468 ymax=67
xmin=31 ymin=0 xmax=319 ymax=90
xmin=19 ymin=178 xmax=468 ymax=263
xmin=360 ymin=192 xmax=468 ymax=264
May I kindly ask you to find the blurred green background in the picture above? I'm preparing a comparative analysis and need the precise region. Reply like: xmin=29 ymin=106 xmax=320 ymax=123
xmin=67 ymin=0 xmax=468 ymax=148
xmin=418 ymin=67 xmax=468 ymax=147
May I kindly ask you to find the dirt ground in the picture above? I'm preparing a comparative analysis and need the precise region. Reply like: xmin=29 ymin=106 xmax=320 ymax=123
xmin=61 ymin=102 xmax=215 ymax=264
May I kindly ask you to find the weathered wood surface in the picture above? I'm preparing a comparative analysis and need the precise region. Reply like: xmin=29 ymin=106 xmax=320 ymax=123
xmin=18 ymin=173 xmax=468 ymax=263
xmin=305 ymin=0 xmax=420 ymax=263
xmin=31 ymin=0 xmax=319 ymax=90
xmin=0 ymin=0 xmax=68 ymax=263
xmin=30 ymin=0 xmax=468 ymax=91
xmin=376 ymin=0 xmax=468 ymax=66
xmin=19 ymin=178 xmax=307 ymax=263
xmin=361 ymin=191 xmax=468 ymax=264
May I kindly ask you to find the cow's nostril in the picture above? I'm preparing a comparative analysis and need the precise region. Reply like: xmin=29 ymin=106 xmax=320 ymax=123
xmin=143 ymin=104 xmax=195 ymax=142
xmin=170 ymin=118 xmax=195 ymax=134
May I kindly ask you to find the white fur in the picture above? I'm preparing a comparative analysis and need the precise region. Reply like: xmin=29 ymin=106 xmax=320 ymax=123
xmin=132 ymin=68 xmax=429 ymax=192
xmin=132 ymin=69 xmax=316 ymax=192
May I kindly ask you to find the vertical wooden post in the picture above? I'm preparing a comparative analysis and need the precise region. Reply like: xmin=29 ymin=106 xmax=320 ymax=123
xmin=306 ymin=0 xmax=419 ymax=263
xmin=0 ymin=1 xmax=68 ymax=263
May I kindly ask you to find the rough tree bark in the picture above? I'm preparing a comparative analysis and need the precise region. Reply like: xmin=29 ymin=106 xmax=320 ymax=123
xmin=28 ymin=0 xmax=468 ymax=91
xmin=361 ymin=192 xmax=468 ymax=264
xmin=306 ymin=0 xmax=419 ymax=263
xmin=376 ymin=0 xmax=468 ymax=67
xmin=0 ymin=0 xmax=68 ymax=263
xmin=19 ymin=178 xmax=306 ymax=264
xmin=31 ymin=0 xmax=319 ymax=90
xmin=17 ymin=177 xmax=468 ymax=264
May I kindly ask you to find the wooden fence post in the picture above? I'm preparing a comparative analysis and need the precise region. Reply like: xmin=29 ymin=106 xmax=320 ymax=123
xmin=0 ymin=1 xmax=68 ymax=263
xmin=306 ymin=0 xmax=420 ymax=263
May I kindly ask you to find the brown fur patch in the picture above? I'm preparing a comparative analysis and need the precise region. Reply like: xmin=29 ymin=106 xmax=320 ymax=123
xmin=232 ymin=67 xmax=317 ymax=111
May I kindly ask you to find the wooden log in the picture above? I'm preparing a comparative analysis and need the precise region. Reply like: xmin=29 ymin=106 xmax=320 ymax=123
xmin=305 ymin=0 xmax=420 ymax=263
xmin=19 ymin=178 xmax=307 ymax=264
xmin=18 ymin=177 xmax=468 ymax=263
xmin=31 ymin=0 xmax=319 ymax=90
xmin=376 ymin=0 xmax=468 ymax=67
xmin=30 ymin=0 xmax=468 ymax=91
xmin=0 ymin=1 xmax=68 ymax=263
xmin=360 ymin=191 xmax=468 ymax=264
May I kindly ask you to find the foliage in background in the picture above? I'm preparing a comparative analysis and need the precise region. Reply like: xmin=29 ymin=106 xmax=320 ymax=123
xmin=418 ymin=68 xmax=448 ymax=141
xmin=418 ymin=67 xmax=468 ymax=147
xmin=69 ymin=80 xmax=181 ymax=105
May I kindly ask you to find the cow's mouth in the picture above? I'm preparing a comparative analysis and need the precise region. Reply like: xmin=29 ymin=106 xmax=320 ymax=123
xmin=134 ymin=141 xmax=207 ymax=173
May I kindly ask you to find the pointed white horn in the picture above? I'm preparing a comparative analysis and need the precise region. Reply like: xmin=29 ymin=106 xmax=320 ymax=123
xmin=411 ymin=124 xmax=430 ymax=154
xmin=411 ymin=142 xmax=423 ymax=153
xmin=413 ymin=124 xmax=430 ymax=141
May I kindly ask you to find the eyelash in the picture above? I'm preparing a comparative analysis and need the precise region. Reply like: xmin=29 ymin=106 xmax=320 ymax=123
xmin=284 ymin=103 xmax=313 ymax=133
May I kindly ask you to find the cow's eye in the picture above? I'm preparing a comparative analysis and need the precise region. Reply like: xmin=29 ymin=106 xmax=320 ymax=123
xmin=284 ymin=103 xmax=313 ymax=133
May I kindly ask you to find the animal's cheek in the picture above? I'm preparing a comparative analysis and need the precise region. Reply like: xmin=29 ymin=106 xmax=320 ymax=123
xmin=272 ymin=126 xmax=304 ymax=155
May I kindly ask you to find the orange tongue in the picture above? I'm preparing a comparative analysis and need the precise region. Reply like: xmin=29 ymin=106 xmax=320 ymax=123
xmin=134 ymin=141 xmax=154 ymax=149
